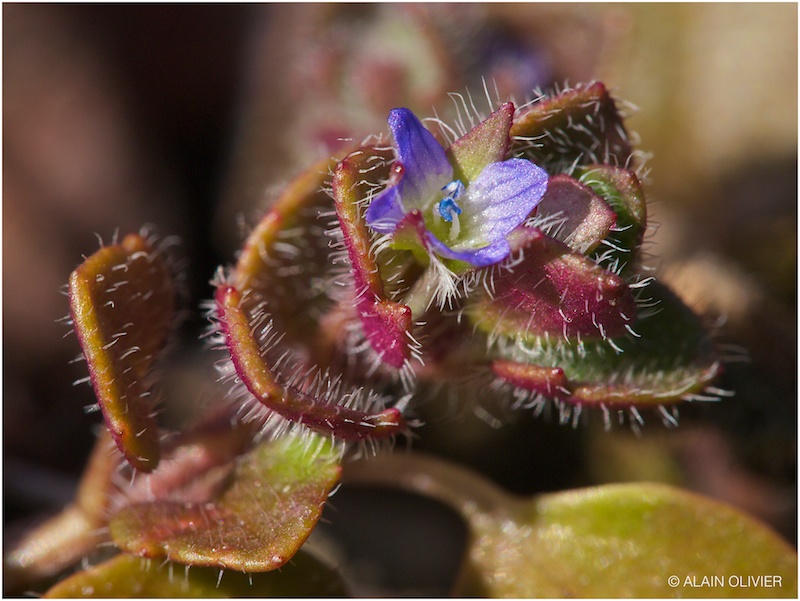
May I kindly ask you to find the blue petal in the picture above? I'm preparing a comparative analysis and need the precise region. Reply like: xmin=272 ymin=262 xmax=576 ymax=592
xmin=388 ymin=108 xmax=452 ymax=209
xmin=426 ymin=232 xmax=512 ymax=267
xmin=458 ymin=158 xmax=548 ymax=245
xmin=365 ymin=182 xmax=406 ymax=234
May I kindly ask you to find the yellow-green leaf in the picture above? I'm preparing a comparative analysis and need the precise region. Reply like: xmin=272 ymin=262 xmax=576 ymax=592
xmin=110 ymin=434 xmax=341 ymax=572
xmin=44 ymin=550 xmax=347 ymax=598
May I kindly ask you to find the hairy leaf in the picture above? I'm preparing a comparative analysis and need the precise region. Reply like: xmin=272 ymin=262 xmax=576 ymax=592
xmin=448 ymin=102 xmax=513 ymax=183
xmin=215 ymin=285 xmax=406 ymax=440
xmin=510 ymin=81 xmax=633 ymax=172
xmin=231 ymin=156 xmax=338 ymax=346
xmin=469 ymin=228 xmax=637 ymax=342
xmin=333 ymin=147 xmax=414 ymax=369
xmin=577 ymin=164 xmax=648 ymax=274
xmin=110 ymin=434 xmax=341 ymax=571
xmin=492 ymin=281 xmax=721 ymax=409
xmin=69 ymin=232 xmax=175 ymax=471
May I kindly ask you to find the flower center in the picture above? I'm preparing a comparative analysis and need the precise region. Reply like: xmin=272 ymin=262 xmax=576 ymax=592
xmin=437 ymin=180 xmax=465 ymax=240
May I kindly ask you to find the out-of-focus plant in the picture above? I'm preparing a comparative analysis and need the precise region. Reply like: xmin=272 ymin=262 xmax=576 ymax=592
xmin=5 ymin=75 xmax=796 ymax=597
xmin=4 ymin=5 xmax=797 ymax=598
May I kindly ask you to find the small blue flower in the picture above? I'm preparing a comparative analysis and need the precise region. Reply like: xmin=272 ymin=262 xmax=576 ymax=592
xmin=365 ymin=107 xmax=548 ymax=267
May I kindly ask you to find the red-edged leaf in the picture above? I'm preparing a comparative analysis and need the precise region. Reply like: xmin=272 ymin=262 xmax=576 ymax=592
xmin=110 ymin=434 xmax=341 ymax=572
xmin=491 ymin=282 xmax=722 ymax=409
xmin=215 ymin=285 xmax=405 ymax=440
xmin=470 ymin=228 xmax=636 ymax=342
xmin=510 ymin=81 xmax=633 ymax=170
xmin=536 ymin=173 xmax=617 ymax=253
xmin=448 ymin=102 xmax=514 ymax=183
xmin=576 ymin=164 xmax=647 ymax=273
xmin=333 ymin=148 xmax=414 ymax=369
xmin=69 ymin=233 xmax=175 ymax=471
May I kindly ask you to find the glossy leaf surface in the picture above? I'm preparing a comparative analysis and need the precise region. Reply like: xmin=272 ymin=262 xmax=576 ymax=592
xmin=535 ymin=173 xmax=617 ymax=253
xmin=461 ymin=483 xmax=798 ymax=597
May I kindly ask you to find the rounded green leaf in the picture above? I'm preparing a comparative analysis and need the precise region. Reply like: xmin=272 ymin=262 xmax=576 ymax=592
xmin=43 ymin=550 xmax=348 ymax=598
xmin=460 ymin=483 xmax=797 ymax=597
xmin=345 ymin=454 xmax=797 ymax=598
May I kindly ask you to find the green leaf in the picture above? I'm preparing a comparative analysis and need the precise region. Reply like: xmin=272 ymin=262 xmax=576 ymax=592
xmin=109 ymin=434 xmax=341 ymax=572
xmin=447 ymin=102 xmax=513 ymax=184
xmin=43 ymin=550 xmax=348 ymax=597
xmin=491 ymin=281 xmax=721 ymax=409
xmin=4 ymin=415 xmax=257 ymax=595
xmin=345 ymin=454 xmax=798 ymax=598
xmin=576 ymin=164 xmax=648 ymax=274
xmin=68 ymin=233 xmax=176 ymax=471
xmin=459 ymin=483 xmax=798 ymax=598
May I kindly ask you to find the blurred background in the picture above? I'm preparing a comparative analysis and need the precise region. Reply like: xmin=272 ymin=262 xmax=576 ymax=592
xmin=4 ymin=3 xmax=796 ymax=594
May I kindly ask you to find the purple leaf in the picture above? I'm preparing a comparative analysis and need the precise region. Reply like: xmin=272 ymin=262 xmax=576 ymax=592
xmin=469 ymin=228 xmax=636 ymax=341
xmin=536 ymin=173 xmax=617 ymax=253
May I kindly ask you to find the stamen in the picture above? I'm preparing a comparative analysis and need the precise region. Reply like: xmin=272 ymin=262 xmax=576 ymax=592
xmin=438 ymin=197 xmax=462 ymax=223
xmin=449 ymin=211 xmax=461 ymax=240
xmin=441 ymin=180 xmax=465 ymax=201
xmin=437 ymin=179 xmax=465 ymax=240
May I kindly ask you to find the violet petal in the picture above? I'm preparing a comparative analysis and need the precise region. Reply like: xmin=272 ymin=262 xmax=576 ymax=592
xmin=364 ymin=182 xmax=406 ymax=234
xmin=459 ymin=158 xmax=548 ymax=245
xmin=427 ymin=232 xmax=512 ymax=268
xmin=388 ymin=108 xmax=452 ymax=207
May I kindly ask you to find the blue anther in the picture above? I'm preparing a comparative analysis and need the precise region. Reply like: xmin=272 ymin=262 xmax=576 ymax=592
xmin=441 ymin=179 xmax=465 ymax=200
xmin=438 ymin=197 xmax=462 ymax=223
xmin=438 ymin=180 xmax=465 ymax=223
